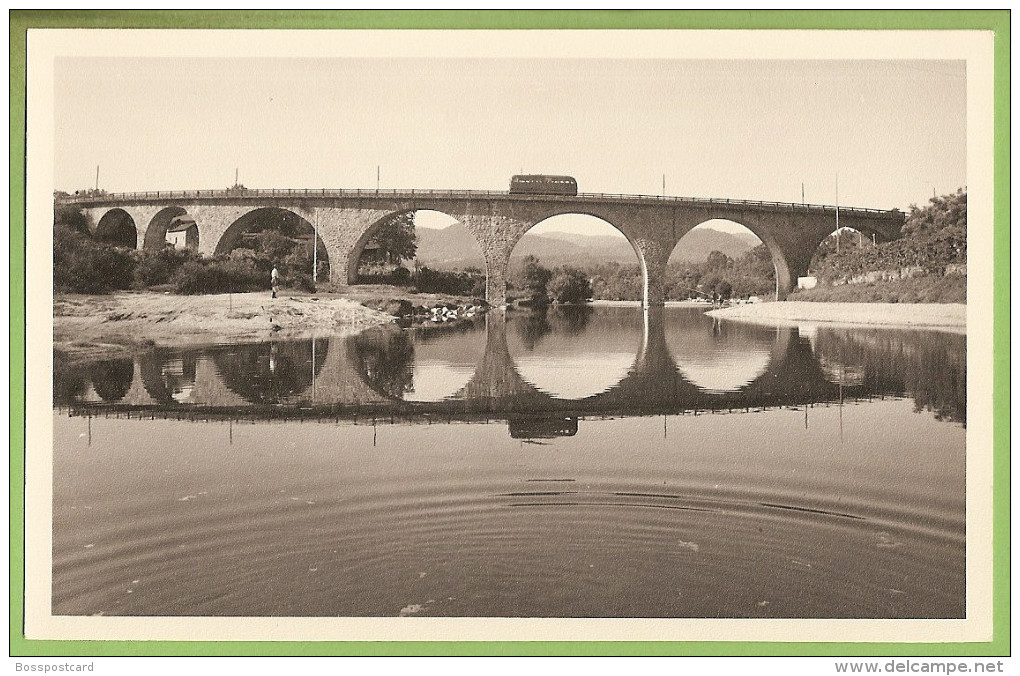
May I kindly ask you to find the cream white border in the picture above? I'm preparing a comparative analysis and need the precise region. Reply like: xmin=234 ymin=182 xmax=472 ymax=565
xmin=24 ymin=28 xmax=996 ymax=644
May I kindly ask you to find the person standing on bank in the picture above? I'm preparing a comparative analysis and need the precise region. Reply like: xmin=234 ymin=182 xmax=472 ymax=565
xmin=271 ymin=265 xmax=280 ymax=299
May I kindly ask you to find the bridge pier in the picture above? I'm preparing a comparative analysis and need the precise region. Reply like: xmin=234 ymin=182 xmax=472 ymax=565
xmin=632 ymin=236 xmax=675 ymax=308
xmin=314 ymin=207 xmax=394 ymax=284
xmin=459 ymin=214 xmax=532 ymax=307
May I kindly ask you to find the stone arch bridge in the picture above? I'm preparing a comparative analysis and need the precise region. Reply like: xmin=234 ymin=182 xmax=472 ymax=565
xmin=65 ymin=187 xmax=905 ymax=306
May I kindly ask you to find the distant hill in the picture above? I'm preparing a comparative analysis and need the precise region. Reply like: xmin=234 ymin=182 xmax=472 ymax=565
xmin=413 ymin=223 xmax=759 ymax=270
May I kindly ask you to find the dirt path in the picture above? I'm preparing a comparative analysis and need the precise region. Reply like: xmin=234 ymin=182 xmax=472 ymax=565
xmin=707 ymin=301 xmax=966 ymax=333
xmin=53 ymin=291 xmax=395 ymax=360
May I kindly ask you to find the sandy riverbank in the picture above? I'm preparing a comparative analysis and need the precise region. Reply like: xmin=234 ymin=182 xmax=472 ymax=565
xmin=707 ymin=301 xmax=967 ymax=333
xmin=53 ymin=292 xmax=395 ymax=360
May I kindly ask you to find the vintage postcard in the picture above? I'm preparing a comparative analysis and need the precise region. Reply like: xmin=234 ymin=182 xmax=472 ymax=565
xmin=13 ymin=13 xmax=1005 ymax=655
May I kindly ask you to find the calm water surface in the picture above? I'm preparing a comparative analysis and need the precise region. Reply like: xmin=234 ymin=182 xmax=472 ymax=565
xmin=52 ymin=306 xmax=966 ymax=618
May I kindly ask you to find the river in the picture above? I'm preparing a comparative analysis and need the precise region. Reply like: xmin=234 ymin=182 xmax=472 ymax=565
xmin=51 ymin=305 xmax=966 ymax=618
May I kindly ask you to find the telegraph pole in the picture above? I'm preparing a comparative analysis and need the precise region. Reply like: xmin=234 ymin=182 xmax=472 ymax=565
xmin=835 ymin=173 xmax=840 ymax=254
xmin=312 ymin=210 xmax=319 ymax=283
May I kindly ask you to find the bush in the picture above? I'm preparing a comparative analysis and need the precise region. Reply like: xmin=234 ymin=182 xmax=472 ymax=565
xmin=357 ymin=263 xmax=414 ymax=286
xmin=171 ymin=257 xmax=268 ymax=295
xmin=283 ymin=271 xmax=316 ymax=293
xmin=53 ymin=225 xmax=136 ymax=294
xmin=413 ymin=266 xmax=485 ymax=296
xmin=789 ymin=274 xmax=966 ymax=304
xmin=132 ymin=247 xmax=198 ymax=288
xmin=547 ymin=266 xmax=593 ymax=303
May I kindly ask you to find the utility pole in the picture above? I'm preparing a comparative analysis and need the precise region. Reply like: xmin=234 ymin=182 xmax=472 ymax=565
xmin=835 ymin=173 xmax=840 ymax=254
xmin=95 ymin=165 xmax=99 ymax=192
xmin=801 ymin=182 xmax=805 ymax=204
xmin=662 ymin=174 xmax=665 ymax=197
xmin=312 ymin=210 xmax=318 ymax=283
xmin=377 ymin=165 xmax=380 ymax=191
xmin=235 ymin=167 xmax=239 ymax=186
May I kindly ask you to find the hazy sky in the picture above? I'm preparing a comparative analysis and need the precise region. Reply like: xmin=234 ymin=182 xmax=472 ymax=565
xmin=55 ymin=57 xmax=966 ymax=224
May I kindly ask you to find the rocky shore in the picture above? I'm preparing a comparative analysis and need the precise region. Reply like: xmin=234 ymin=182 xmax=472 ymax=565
xmin=52 ymin=291 xmax=396 ymax=360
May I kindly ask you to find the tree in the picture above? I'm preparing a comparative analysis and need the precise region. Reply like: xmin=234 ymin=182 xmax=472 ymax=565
xmin=713 ymin=279 xmax=733 ymax=301
xmin=547 ymin=266 xmax=593 ymax=303
xmin=53 ymin=194 xmax=89 ymax=235
xmin=902 ymin=188 xmax=967 ymax=238
xmin=523 ymin=255 xmax=552 ymax=287
xmin=367 ymin=212 xmax=418 ymax=264
xmin=706 ymin=250 xmax=731 ymax=270
xmin=53 ymin=224 xmax=136 ymax=293
xmin=253 ymin=230 xmax=296 ymax=261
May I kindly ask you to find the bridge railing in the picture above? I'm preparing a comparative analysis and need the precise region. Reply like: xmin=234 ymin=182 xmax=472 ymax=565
xmin=57 ymin=187 xmax=901 ymax=216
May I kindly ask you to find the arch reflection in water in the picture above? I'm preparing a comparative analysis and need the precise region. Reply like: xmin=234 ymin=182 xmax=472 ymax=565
xmin=53 ymin=357 xmax=136 ymax=405
xmin=349 ymin=319 xmax=489 ymax=402
xmin=507 ymin=306 xmax=639 ymax=400
xmin=665 ymin=311 xmax=774 ymax=394
xmin=54 ymin=306 xmax=966 ymax=429
xmin=140 ymin=351 xmax=200 ymax=405
xmin=209 ymin=339 xmax=330 ymax=405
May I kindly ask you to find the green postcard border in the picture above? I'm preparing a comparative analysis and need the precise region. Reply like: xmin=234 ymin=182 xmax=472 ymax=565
xmin=9 ymin=9 xmax=1010 ymax=658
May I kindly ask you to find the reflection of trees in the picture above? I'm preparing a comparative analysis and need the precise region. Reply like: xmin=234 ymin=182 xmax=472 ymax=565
xmin=53 ymin=356 xmax=134 ymax=404
xmin=211 ymin=339 xmax=328 ymax=405
xmin=908 ymin=342 xmax=967 ymax=423
xmin=409 ymin=315 xmax=485 ymax=345
xmin=140 ymin=351 xmax=199 ymax=404
xmin=547 ymin=305 xmax=593 ymax=336
xmin=53 ymin=354 xmax=89 ymax=405
xmin=811 ymin=329 xmax=966 ymax=424
xmin=87 ymin=359 xmax=134 ymax=402
xmin=350 ymin=329 xmax=415 ymax=399
xmin=514 ymin=308 xmax=552 ymax=351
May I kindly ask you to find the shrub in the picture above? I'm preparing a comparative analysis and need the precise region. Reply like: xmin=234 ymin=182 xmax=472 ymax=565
xmin=789 ymin=274 xmax=966 ymax=304
xmin=413 ymin=266 xmax=485 ymax=296
xmin=171 ymin=257 xmax=268 ymax=294
xmin=53 ymin=225 xmax=136 ymax=294
xmin=547 ymin=266 xmax=593 ymax=303
xmin=357 ymin=262 xmax=414 ymax=286
xmin=283 ymin=271 xmax=316 ymax=293
xmin=132 ymin=247 xmax=197 ymax=288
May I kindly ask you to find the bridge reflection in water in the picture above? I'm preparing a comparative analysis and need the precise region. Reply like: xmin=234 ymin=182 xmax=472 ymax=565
xmin=54 ymin=306 xmax=966 ymax=436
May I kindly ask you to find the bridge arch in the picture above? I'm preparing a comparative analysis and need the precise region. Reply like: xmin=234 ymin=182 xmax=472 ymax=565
xmin=348 ymin=209 xmax=487 ymax=286
xmin=667 ymin=219 xmax=776 ymax=301
xmin=94 ymin=208 xmax=138 ymax=248
xmin=668 ymin=217 xmax=792 ymax=301
xmin=807 ymin=227 xmax=874 ymax=282
xmin=508 ymin=212 xmax=646 ymax=303
xmin=216 ymin=207 xmax=331 ymax=276
xmin=145 ymin=206 xmax=200 ymax=251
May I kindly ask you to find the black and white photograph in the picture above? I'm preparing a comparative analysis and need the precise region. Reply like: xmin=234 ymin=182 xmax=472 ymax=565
xmin=23 ymin=27 xmax=995 ymax=645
